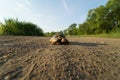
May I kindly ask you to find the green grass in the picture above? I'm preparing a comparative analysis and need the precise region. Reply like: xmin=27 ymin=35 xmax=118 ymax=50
xmin=97 ymin=33 xmax=120 ymax=38
xmin=79 ymin=33 xmax=120 ymax=38
xmin=94 ymin=33 xmax=120 ymax=38
xmin=0 ymin=27 xmax=3 ymax=35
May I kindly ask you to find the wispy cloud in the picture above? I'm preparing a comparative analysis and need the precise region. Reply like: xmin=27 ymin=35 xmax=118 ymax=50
xmin=61 ymin=0 xmax=72 ymax=14
xmin=0 ymin=0 xmax=73 ymax=32
xmin=12 ymin=0 xmax=57 ymax=32
xmin=14 ymin=0 xmax=32 ymax=12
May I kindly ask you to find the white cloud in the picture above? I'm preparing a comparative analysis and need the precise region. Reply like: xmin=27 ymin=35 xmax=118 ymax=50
xmin=61 ymin=0 xmax=72 ymax=14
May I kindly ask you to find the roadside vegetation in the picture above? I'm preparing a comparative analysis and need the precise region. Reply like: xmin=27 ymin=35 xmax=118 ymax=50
xmin=0 ymin=0 xmax=120 ymax=38
xmin=76 ymin=33 xmax=120 ymax=38
xmin=45 ymin=0 xmax=120 ymax=38
xmin=0 ymin=19 xmax=43 ymax=36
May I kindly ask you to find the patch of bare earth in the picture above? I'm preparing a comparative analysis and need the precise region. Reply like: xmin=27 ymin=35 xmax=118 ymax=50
xmin=0 ymin=36 xmax=120 ymax=80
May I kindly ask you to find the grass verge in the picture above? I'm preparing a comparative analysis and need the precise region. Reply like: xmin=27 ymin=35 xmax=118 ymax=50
xmin=70 ymin=33 xmax=120 ymax=38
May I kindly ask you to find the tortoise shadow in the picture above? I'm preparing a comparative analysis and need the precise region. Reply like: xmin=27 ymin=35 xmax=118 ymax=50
xmin=70 ymin=41 xmax=107 ymax=47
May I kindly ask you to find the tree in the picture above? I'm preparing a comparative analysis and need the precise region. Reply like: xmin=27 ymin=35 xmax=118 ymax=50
xmin=106 ymin=0 xmax=120 ymax=32
xmin=67 ymin=23 xmax=77 ymax=35
xmin=77 ymin=0 xmax=120 ymax=34
xmin=78 ymin=22 xmax=90 ymax=34
xmin=0 ymin=24 xmax=3 ymax=35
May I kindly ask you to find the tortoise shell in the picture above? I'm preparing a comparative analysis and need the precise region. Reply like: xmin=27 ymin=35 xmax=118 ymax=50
xmin=50 ymin=33 xmax=69 ymax=45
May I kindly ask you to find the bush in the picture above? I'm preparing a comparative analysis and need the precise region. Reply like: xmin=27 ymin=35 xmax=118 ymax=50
xmin=1 ymin=18 xmax=43 ymax=36
xmin=0 ymin=26 xmax=3 ymax=35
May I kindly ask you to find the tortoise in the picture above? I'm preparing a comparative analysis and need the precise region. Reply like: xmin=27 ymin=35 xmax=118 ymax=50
xmin=50 ymin=33 xmax=69 ymax=45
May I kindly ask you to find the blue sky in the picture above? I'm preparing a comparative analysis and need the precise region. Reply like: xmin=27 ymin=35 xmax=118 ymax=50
xmin=0 ymin=0 xmax=108 ymax=32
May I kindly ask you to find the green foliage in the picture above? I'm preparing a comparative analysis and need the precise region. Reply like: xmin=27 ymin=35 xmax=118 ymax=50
xmin=63 ymin=23 xmax=78 ymax=36
xmin=63 ymin=0 xmax=120 ymax=37
xmin=44 ymin=31 xmax=56 ymax=37
xmin=0 ymin=23 xmax=3 ymax=35
xmin=85 ymin=0 xmax=120 ymax=34
xmin=44 ymin=31 xmax=65 ymax=37
xmin=1 ymin=18 xmax=43 ymax=36
xmin=0 ymin=27 xmax=3 ymax=35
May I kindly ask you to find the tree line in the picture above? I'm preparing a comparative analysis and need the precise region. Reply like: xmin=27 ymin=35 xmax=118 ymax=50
xmin=62 ymin=0 xmax=120 ymax=36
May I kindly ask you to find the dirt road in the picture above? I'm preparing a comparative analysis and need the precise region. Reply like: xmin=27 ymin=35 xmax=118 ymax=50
xmin=0 ymin=36 xmax=120 ymax=80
